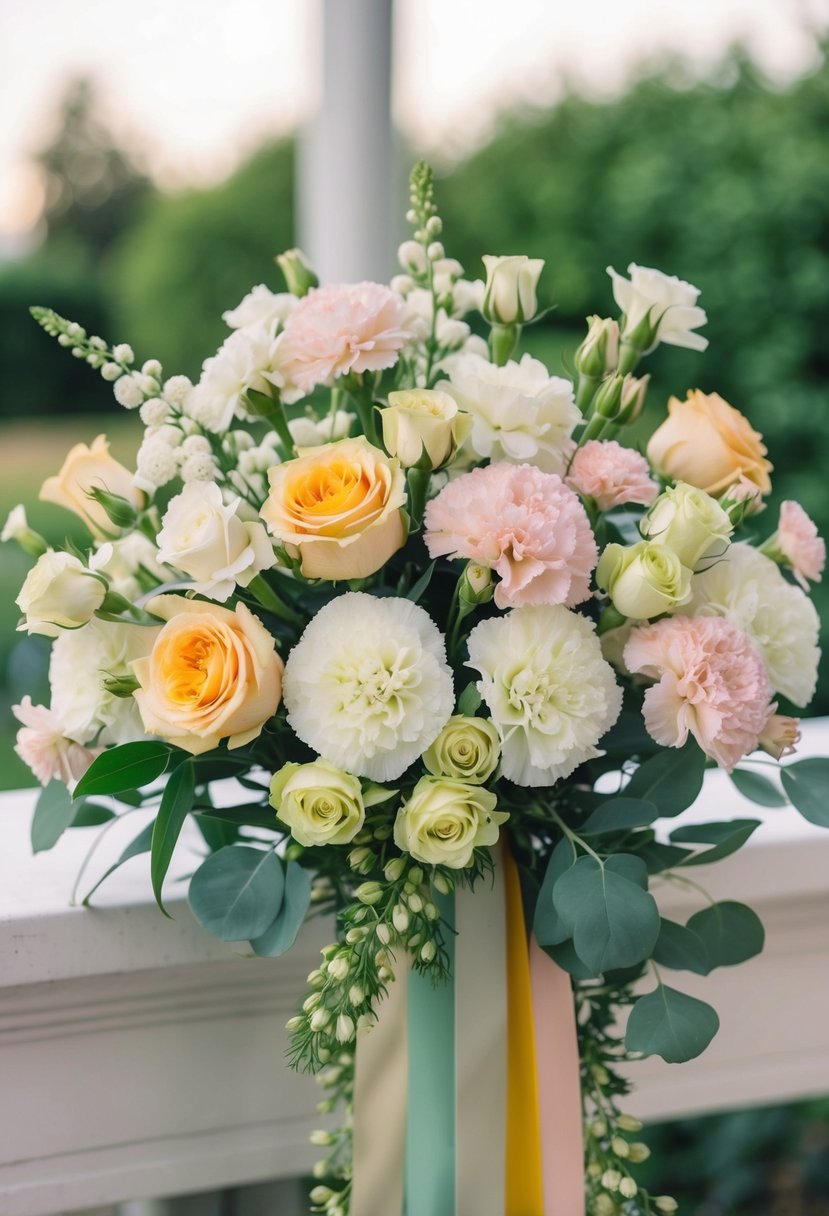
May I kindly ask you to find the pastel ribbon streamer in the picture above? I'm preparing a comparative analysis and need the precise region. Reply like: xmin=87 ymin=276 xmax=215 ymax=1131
xmin=455 ymin=854 xmax=508 ymax=1216
xmin=405 ymin=891 xmax=456 ymax=1216
xmin=351 ymin=964 xmax=409 ymax=1216
xmin=530 ymin=936 xmax=586 ymax=1216
xmin=504 ymin=850 xmax=545 ymax=1215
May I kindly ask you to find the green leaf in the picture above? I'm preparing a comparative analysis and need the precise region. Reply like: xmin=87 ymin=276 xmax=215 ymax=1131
xmin=730 ymin=768 xmax=786 ymax=808
xmin=780 ymin=759 xmax=829 ymax=827
xmin=652 ymin=918 xmax=709 ymax=975
xmin=623 ymin=742 xmax=706 ymax=816
xmin=625 ymin=984 xmax=720 ymax=1063
xmin=188 ymin=846 xmax=285 ymax=941
xmin=687 ymin=901 xmax=765 ymax=969
xmin=31 ymin=781 xmax=75 ymax=853
xmin=581 ymin=797 xmax=659 ymax=835
xmin=600 ymin=708 xmax=659 ymax=756
xmin=636 ymin=841 xmax=695 ymax=873
xmin=70 ymin=802 xmax=117 ymax=828
xmin=541 ymin=937 xmax=598 ymax=980
xmin=250 ymin=862 xmax=312 ymax=956
xmin=74 ymin=741 xmax=174 ymax=799
xmin=81 ymin=821 xmax=155 ymax=905
xmin=670 ymin=818 xmax=760 ymax=866
xmin=552 ymin=854 xmax=660 ymax=974
xmin=405 ymin=560 xmax=436 ymax=604
xmin=362 ymin=783 xmax=399 ymax=808
xmin=150 ymin=761 xmax=196 ymax=915
xmin=533 ymin=837 xmax=577 ymax=947
xmin=456 ymin=683 xmax=482 ymax=716
xmin=193 ymin=802 xmax=277 ymax=831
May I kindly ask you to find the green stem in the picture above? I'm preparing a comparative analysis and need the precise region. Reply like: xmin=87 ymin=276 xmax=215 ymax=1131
xmin=575 ymin=374 xmax=599 ymax=414
xmin=266 ymin=399 xmax=297 ymax=459
xmin=348 ymin=381 xmax=380 ymax=446
xmin=617 ymin=342 xmax=641 ymax=376
xmin=406 ymin=467 xmax=432 ymax=529
xmin=550 ymin=810 xmax=603 ymax=863
xmin=247 ymin=574 xmax=305 ymax=629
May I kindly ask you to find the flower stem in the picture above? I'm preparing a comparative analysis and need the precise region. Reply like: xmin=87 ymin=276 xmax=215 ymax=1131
xmin=247 ymin=574 xmax=305 ymax=629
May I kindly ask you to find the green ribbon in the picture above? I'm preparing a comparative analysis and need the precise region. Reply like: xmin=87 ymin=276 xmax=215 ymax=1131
xmin=404 ymin=891 xmax=456 ymax=1215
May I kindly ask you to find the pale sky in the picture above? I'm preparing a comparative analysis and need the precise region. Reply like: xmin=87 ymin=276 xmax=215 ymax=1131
xmin=1 ymin=0 xmax=827 ymax=242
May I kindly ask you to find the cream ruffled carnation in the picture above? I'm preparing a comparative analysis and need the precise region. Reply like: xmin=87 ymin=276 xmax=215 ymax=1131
xmin=567 ymin=440 xmax=659 ymax=512
xmin=624 ymin=616 xmax=772 ymax=770
xmin=188 ymin=323 xmax=281 ymax=434
xmin=12 ymin=696 xmax=99 ymax=786
xmin=276 ymin=282 xmax=412 ymax=401
xmin=282 ymin=593 xmax=455 ymax=782
xmin=466 ymin=605 xmax=622 ymax=787
xmin=774 ymin=501 xmax=826 ymax=590
xmin=424 ymin=462 xmax=597 ymax=609
xmin=681 ymin=542 xmax=820 ymax=707
xmin=438 ymin=352 xmax=580 ymax=474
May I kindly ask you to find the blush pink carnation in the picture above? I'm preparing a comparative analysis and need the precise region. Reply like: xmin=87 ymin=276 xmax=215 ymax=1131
xmin=775 ymin=501 xmax=826 ymax=590
xmin=624 ymin=616 xmax=772 ymax=770
xmin=423 ymin=462 xmax=597 ymax=609
xmin=566 ymin=440 xmax=659 ymax=512
xmin=13 ymin=696 xmax=99 ymax=787
xmin=276 ymin=282 xmax=412 ymax=399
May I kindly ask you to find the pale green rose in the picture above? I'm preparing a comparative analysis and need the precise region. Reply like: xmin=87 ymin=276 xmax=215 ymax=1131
xmin=482 ymin=255 xmax=544 ymax=325
xmin=393 ymin=775 xmax=507 ymax=869
xmin=422 ymin=715 xmax=500 ymax=785
xmin=16 ymin=550 xmax=106 ymax=637
xmin=270 ymin=759 xmax=365 ymax=847
xmin=640 ymin=481 xmax=733 ymax=569
xmin=380 ymin=388 xmax=472 ymax=470
xmin=596 ymin=540 xmax=692 ymax=620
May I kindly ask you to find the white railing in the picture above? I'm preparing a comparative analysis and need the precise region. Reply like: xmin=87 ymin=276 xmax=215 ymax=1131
xmin=2 ymin=720 xmax=828 ymax=1216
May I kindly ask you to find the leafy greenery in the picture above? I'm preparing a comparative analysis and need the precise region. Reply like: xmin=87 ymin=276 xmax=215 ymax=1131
xmin=626 ymin=983 xmax=720 ymax=1063
xmin=188 ymin=845 xmax=286 ymax=942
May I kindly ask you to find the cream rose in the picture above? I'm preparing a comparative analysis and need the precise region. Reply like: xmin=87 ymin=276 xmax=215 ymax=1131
xmin=40 ymin=434 xmax=144 ymax=538
xmin=422 ymin=715 xmax=501 ymax=785
xmin=482 ymin=255 xmax=544 ymax=325
xmin=647 ymin=391 xmax=773 ymax=497
xmin=132 ymin=594 xmax=283 ymax=754
xmin=380 ymin=389 xmax=472 ymax=469
xmin=640 ymin=482 xmax=733 ymax=569
xmin=596 ymin=541 xmax=692 ymax=620
xmin=270 ymin=759 xmax=365 ymax=847
xmin=17 ymin=551 xmax=106 ymax=637
xmin=260 ymin=437 xmax=407 ymax=580
xmin=393 ymin=776 xmax=507 ymax=869
xmin=157 ymin=482 xmax=275 ymax=601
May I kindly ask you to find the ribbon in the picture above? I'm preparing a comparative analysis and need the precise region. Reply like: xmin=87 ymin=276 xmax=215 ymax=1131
xmin=504 ymin=850 xmax=545 ymax=1215
xmin=530 ymin=937 xmax=586 ymax=1216
xmin=405 ymin=891 xmax=456 ymax=1216
xmin=454 ymin=853 xmax=508 ymax=1216
xmin=351 ymin=964 xmax=409 ymax=1216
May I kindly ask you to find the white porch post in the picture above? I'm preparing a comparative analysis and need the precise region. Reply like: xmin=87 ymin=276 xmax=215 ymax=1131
xmin=298 ymin=0 xmax=396 ymax=283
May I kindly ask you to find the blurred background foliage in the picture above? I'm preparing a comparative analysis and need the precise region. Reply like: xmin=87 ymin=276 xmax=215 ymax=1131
xmin=1 ymin=49 xmax=828 ymax=1216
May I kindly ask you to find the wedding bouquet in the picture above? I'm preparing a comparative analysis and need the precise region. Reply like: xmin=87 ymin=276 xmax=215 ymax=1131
xmin=7 ymin=162 xmax=828 ymax=1216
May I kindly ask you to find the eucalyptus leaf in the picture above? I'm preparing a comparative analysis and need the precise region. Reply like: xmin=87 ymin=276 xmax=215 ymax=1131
xmin=74 ymin=741 xmax=174 ymax=799
xmin=730 ymin=768 xmax=786 ymax=808
xmin=623 ymin=742 xmax=706 ymax=816
xmin=780 ymin=759 xmax=829 ymax=827
xmin=250 ymin=862 xmax=312 ymax=957
xmin=625 ymin=984 xmax=720 ymax=1063
xmin=533 ymin=837 xmax=577 ymax=947
xmin=582 ymin=797 xmax=659 ymax=835
xmin=150 ymin=761 xmax=196 ymax=915
xmin=686 ymin=901 xmax=765 ymax=969
xmin=553 ymin=854 xmax=659 ymax=973
xmin=541 ymin=937 xmax=598 ymax=980
xmin=652 ymin=918 xmax=709 ymax=975
xmin=670 ymin=818 xmax=760 ymax=867
xmin=189 ymin=846 xmax=285 ymax=941
xmin=31 ymin=781 xmax=76 ymax=853
xmin=636 ymin=841 xmax=695 ymax=873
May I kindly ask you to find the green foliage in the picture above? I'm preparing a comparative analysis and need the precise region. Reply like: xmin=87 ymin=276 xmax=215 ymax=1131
xmin=652 ymin=918 xmax=709 ymax=975
xmin=581 ymin=796 xmax=659 ymax=834
xmin=553 ymin=853 xmax=660 ymax=973
xmin=74 ymin=740 xmax=175 ymax=798
xmin=533 ymin=836 xmax=577 ymax=947
xmin=687 ymin=900 xmax=765 ymax=969
xmin=250 ymin=861 xmax=313 ymax=957
xmin=626 ymin=983 xmax=720 ymax=1063
xmin=150 ymin=760 xmax=196 ymax=914
xmin=670 ymin=818 xmax=761 ymax=866
xmin=729 ymin=767 xmax=787 ymax=807
xmin=188 ymin=845 xmax=285 ymax=942
xmin=622 ymin=740 xmax=706 ymax=816
xmin=80 ymin=820 xmax=154 ymax=906
xmin=30 ymin=780 xmax=76 ymax=852
xmin=780 ymin=757 xmax=829 ymax=826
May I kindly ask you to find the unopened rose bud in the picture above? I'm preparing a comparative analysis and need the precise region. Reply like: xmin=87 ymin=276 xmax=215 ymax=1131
xmin=459 ymin=561 xmax=494 ymax=608
xmin=593 ymin=374 xmax=625 ymax=421
xmin=617 ymin=373 xmax=649 ymax=424
xmin=1 ymin=506 xmax=47 ymax=558
xmin=276 ymin=248 xmax=318 ymax=297
xmin=575 ymin=316 xmax=620 ymax=380
xmin=380 ymin=388 xmax=471 ymax=470
xmin=482 ymin=254 xmax=544 ymax=325
xmin=86 ymin=486 xmax=139 ymax=530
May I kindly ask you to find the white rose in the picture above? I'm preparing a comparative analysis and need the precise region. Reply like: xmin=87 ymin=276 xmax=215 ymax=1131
xmin=640 ymin=482 xmax=733 ymax=569
xmin=156 ymin=482 xmax=275 ymax=602
xmin=607 ymin=263 xmax=708 ymax=352
xmin=482 ymin=255 xmax=544 ymax=325
xmin=394 ymin=776 xmax=507 ymax=869
xmin=439 ymin=352 xmax=579 ymax=475
xmin=16 ymin=551 xmax=106 ymax=637
xmin=380 ymin=388 xmax=472 ymax=469
xmin=270 ymin=760 xmax=365 ymax=847
xmin=50 ymin=617 xmax=155 ymax=745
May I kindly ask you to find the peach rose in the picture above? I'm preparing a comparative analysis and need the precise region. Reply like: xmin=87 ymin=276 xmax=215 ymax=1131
xmin=260 ymin=436 xmax=407 ymax=580
xmin=40 ymin=434 xmax=144 ymax=538
xmin=647 ymin=390 xmax=772 ymax=497
xmin=132 ymin=595 xmax=283 ymax=755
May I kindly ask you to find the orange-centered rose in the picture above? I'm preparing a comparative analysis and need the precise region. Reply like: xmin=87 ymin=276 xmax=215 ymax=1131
xmin=647 ymin=390 xmax=772 ymax=497
xmin=260 ymin=436 xmax=407 ymax=580
xmin=132 ymin=595 xmax=283 ymax=755
xmin=40 ymin=434 xmax=144 ymax=538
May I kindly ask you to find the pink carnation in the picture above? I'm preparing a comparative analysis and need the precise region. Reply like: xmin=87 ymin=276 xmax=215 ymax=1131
xmin=13 ymin=696 xmax=99 ymax=787
xmin=566 ymin=440 xmax=658 ymax=512
xmin=424 ymin=462 xmax=597 ymax=609
xmin=276 ymin=282 xmax=412 ymax=398
xmin=777 ymin=501 xmax=825 ymax=590
xmin=624 ymin=616 xmax=772 ymax=771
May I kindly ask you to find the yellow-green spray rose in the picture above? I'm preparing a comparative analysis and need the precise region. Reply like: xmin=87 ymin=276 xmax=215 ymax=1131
xmin=422 ymin=715 xmax=500 ymax=785
xmin=393 ymin=776 xmax=507 ymax=869
xmin=270 ymin=759 xmax=365 ymax=847
xmin=596 ymin=540 xmax=692 ymax=620
xmin=640 ymin=481 xmax=733 ymax=569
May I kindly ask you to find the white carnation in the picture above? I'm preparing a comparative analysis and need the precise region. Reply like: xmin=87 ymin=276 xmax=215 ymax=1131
xmin=467 ymin=605 xmax=623 ymax=787
xmin=439 ymin=352 xmax=579 ymax=474
xmin=283 ymin=593 xmax=455 ymax=782
xmin=681 ymin=543 xmax=820 ymax=706
xmin=113 ymin=373 xmax=145 ymax=409
xmin=222 ymin=284 xmax=296 ymax=330
xmin=50 ymin=618 xmax=151 ymax=746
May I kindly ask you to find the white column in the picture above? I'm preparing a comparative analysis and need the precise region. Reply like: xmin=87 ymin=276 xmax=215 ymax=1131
xmin=298 ymin=0 xmax=396 ymax=284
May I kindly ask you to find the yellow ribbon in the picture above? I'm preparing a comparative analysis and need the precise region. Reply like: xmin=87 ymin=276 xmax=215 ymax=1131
xmin=505 ymin=849 xmax=545 ymax=1215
